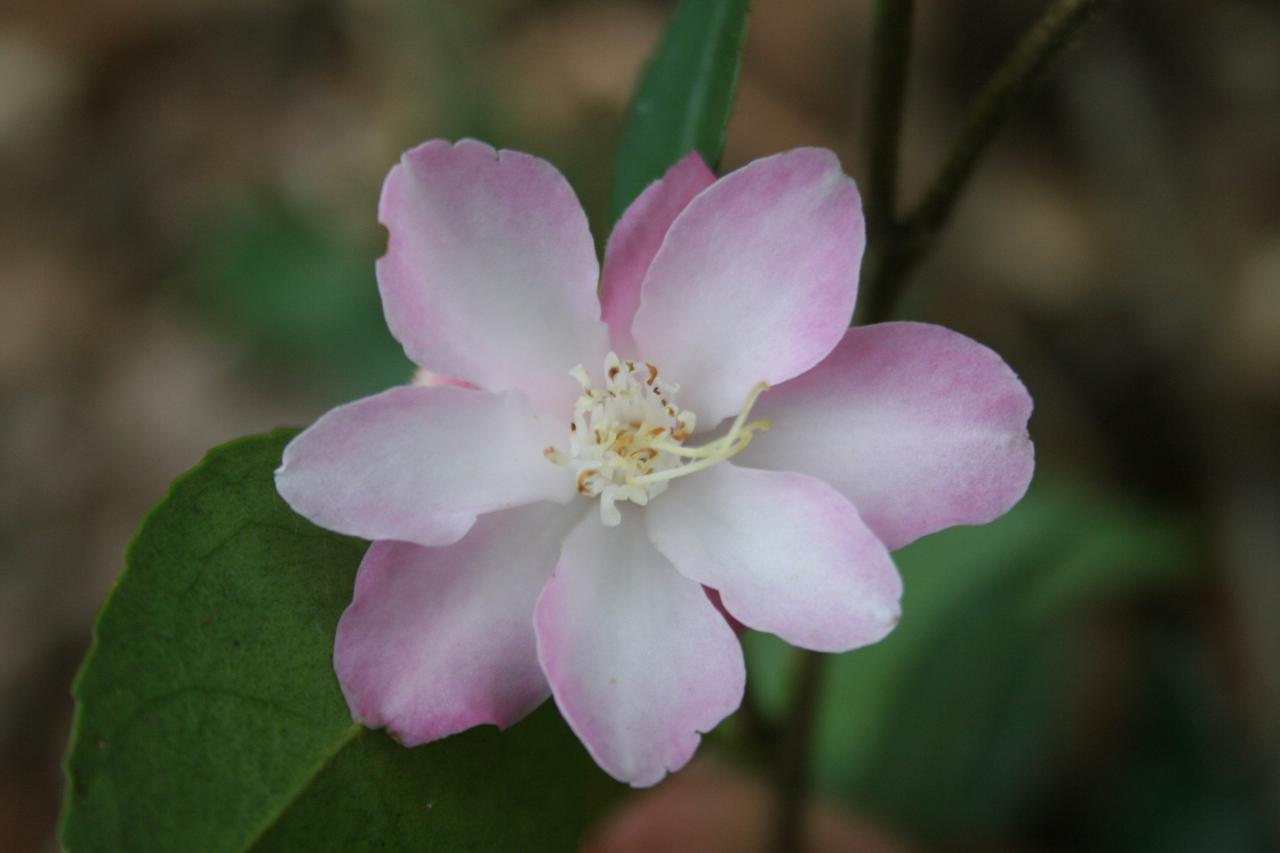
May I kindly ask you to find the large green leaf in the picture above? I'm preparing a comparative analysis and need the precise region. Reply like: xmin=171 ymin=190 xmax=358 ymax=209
xmin=61 ymin=431 xmax=618 ymax=851
xmin=608 ymin=0 xmax=751 ymax=222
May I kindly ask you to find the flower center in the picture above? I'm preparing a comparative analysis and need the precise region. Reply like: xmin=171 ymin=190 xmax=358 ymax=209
xmin=544 ymin=352 xmax=770 ymax=526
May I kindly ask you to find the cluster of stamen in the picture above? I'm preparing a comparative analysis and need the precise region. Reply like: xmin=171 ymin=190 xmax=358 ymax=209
xmin=544 ymin=353 xmax=770 ymax=526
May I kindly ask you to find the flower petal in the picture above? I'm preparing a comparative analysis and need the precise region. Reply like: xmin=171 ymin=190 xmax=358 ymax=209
xmin=630 ymin=148 xmax=864 ymax=424
xmin=737 ymin=322 xmax=1035 ymax=551
xmin=601 ymin=153 xmax=716 ymax=355
xmin=534 ymin=511 xmax=745 ymax=787
xmin=335 ymin=502 xmax=582 ymax=744
xmin=411 ymin=368 xmax=477 ymax=389
xmin=646 ymin=464 xmax=902 ymax=653
xmin=377 ymin=138 xmax=609 ymax=414
xmin=276 ymin=385 xmax=573 ymax=547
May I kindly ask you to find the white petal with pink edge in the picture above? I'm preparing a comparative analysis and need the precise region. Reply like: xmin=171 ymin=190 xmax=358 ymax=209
xmin=335 ymin=502 xmax=583 ymax=744
xmin=629 ymin=148 xmax=864 ymax=426
xmin=534 ymin=510 xmax=745 ymax=787
xmin=735 ymin=322 xmax=1035 ymax=551
xmin=601 ymin=152 xmax=716 ymax=356
xmin=276 ymin=385 xmax=573 ymax=547
xmin=645 ymin=463 xmax=902 ymax=653
xmin=377 ymin=138 xmax=608 ymax=415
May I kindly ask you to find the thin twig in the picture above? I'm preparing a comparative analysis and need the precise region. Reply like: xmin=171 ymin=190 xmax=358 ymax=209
xmin=769 ymin=650 xmax=826 ymax=853
xmin=909 ymin=0 xmax=1113 ymax=234
xmin=865 ymin=0 xmax=915 ymax=235
xmin=860 ymin=0 xmax=1114 ymax=323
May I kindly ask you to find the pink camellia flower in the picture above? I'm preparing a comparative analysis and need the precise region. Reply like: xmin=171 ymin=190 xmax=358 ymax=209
xmin=275 ymin=139 xmax=1034 ymax=787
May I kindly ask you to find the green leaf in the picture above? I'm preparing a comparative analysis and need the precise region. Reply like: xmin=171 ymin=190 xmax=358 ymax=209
xmin=61 ymin=431 xmax=618 ymax=852
xmin=608 ymin=0 xmax=751 ymax=222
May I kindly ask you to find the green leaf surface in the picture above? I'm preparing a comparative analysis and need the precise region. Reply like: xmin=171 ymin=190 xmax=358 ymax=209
xmin=61 ymin=431 xmax=618 ymax=852
xmin=608 ymin=0 xmax=750 ymax=222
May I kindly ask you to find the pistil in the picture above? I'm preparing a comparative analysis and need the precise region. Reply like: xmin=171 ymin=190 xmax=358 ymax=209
xmin=627 ymin=383 xmax=770 ymax=485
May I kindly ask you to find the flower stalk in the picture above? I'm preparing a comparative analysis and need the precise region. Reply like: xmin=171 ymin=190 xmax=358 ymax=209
xmin=769 ymin=650 xmax=827 ymax=853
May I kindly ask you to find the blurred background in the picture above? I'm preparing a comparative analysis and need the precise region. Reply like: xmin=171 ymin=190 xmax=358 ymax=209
xmin=2 ymin=0 xmax=1278 ymax=850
